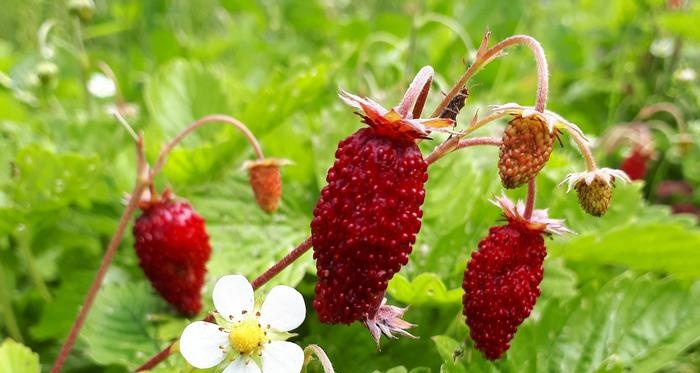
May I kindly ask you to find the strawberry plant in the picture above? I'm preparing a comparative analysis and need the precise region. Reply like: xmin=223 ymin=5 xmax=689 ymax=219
xmin=0 ymin=2 xmax=699 ymax=373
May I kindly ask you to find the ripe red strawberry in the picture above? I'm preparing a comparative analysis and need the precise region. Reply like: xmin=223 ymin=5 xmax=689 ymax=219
xmin=462 ymin=195 xmax=570 ymax=360
xmin=133 ymin=191 xmax=211 ymax=316
xmin=620 ymin=148 xmax=649 ymax=181
xmin=311 ymin=67 xmax=452 ymax=329
xmin=498 ymin=114 xmax=555 ymax=189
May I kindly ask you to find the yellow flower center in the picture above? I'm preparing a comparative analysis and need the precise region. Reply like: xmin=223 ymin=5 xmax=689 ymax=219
xmin=228 ymin=318 xmax=266 ymax=355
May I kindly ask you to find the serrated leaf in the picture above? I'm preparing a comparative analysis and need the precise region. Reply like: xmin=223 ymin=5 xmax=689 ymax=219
xmin=550 ymin=222 xmax=700 ymax=279
xmin=0 ymin=339 xmax=40 ymax=373
xmin=441 ymin=273 xmax=700 ymax=373
xmin=81 ymin=281 xmax=170 ymax=369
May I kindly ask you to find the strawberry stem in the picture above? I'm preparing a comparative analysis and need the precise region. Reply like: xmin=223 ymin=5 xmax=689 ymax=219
xmin=565 ymin=127 xmax=598 ymax=171
xmin=133 ymin=237 xmax=313 ymax=372
xmin=524 ymin=179 xmax=536 ymax=220
xmin=304 ymin=344 xmax=336 ymax=373
xmin=431 ymin=33 xmax=549 ymax=117
xmin=152 ymin=114 xmax=265 ymax=177
xmin=425 ymin=136 xmax=501 ymax=165
xmin=51 ymin=135 xmax=150 ymax=373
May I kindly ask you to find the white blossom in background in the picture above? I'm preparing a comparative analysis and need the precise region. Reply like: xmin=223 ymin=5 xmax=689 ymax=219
xmin=180 ymin=275 xmax=306 ymax=373
xmin=650 ymin=37 xmax=674 ymax=58
xmin=87 ymin=73 xmax=116 ymax=98
xmin=675 ymin=68 xmax=697 ymax=82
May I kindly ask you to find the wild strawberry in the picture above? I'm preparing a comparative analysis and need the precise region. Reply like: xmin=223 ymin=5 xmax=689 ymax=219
xmin=243 ymin=159 xmax=288 ymax=213
xmin=311 ymin=67 xmax=452 ymax=339
xmin=562 ymin=168 xmax=630 ymax=217
xmin=489 ymin=104 xmax=583 ymax=190
xmin=133 ymin=191 xmax=211 ymax=316
xmin=498 ymin=115 xmax=555 ymax=189
xmin=620 ymin=148 xmax=650 ymax=181
xmin=462 ymin=195 xmax=570 ymax=360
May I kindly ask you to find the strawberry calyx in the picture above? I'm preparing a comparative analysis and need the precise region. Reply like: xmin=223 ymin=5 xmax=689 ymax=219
xmin=491 ymin=194 xmax=572 ymax=235
xmin=339 ymin=66 xmax=454 ymax=142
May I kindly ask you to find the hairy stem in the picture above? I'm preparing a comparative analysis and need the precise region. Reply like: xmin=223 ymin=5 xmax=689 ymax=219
xmin=566 ymin=127 xmax=597 ymax=171
xmin=637 ymin=102 xmax=687 ymax=134
xmin=524 ymin=179 xmax=536 ymax=220
xmin=151 ymin=115 xmax=264 ymax=177
xmin=432 ymin=33 xmax=549 ymax=117
xmin=51 ymin=137 xmax=149 ymax=373
xmin=304 ymin=344 xmax=336 ymax=373
xmin=134 ymin=237 xmax=313 ymax=372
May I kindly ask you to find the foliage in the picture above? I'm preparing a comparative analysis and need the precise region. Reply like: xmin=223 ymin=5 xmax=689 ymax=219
xmin=0 ymin=1 xmax=698 ymax=373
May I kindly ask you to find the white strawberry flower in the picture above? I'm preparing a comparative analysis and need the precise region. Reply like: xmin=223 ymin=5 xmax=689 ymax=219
xmin=180 ymin=275 xmax=306 ymax=373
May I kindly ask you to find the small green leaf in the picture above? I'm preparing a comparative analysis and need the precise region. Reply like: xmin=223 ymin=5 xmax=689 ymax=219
xmin=0 ymin=339 xmax=40 ymax=373
xmin=388 ymin=273 xmax=462 ymax=306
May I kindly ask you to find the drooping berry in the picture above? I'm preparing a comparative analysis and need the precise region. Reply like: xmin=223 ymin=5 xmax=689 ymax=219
xmin=575 ymin=178 xmax=613 ymax=217
xmin=133 ymin=193 xmax=211 ymax=316
xmin=620 ymin=148 xmax=650 ymax=181
xmin=312 ymin=67 xmax=452 ymax=328
xmin=498 ymin=115 xmax=555 ymax=189
xmin=463 ymin=223 xmax=546 ymax=360
xmin=312 ymin=127 xmax=427 ymax=324
xmin=462 ymin=195 xmax=570 ymax=360
xmin=244 ymin=159 xmax=286 ymax=214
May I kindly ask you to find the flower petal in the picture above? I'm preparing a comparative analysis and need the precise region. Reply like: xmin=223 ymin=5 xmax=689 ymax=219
xmin=261 ymin=341 xmax=304 ymax=373
xmin=222 ymin=358 xmax=262 ymax=373
xmin=259 ymin=285 xmax=306 ymax=332
xmin=213 ymin=275 xmax=255 ymax=322
xmin=338 ymin=89 xmax=388 ymax=116
xmin=180 ymin=321 xmax=229 ymax=369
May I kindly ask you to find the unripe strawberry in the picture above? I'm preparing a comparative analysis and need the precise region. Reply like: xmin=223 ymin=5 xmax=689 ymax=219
xmin=498 ymin=115 xmax=555 ymax=189
xmin=133 ymin=192 xmax=211 ymax=316
xmin=462 ymin=195 xmax=570 ymax=360
xmin=244 ymin=159 xmax=287 ymax=214
xmin=562 ymin=168 xmax=630 ymax=217
xmin=312 ymin=67 xmax=452 ymax=331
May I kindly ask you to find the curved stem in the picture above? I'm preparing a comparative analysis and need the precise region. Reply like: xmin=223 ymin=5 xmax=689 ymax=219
xmin=134 ymin=237 xmax=314 ymax=372
xmin=431 ymin=33 xmax=549 ymax=117
xmin=524 ymin=179 xmax=536 ymax=220
xmin=304 ymin=344 xmax=336 ymax=373
xmin=151 ymin=115 xmax=264 ymax=177
xmin=565 ymin=127 xmax=597 ymax=171
xmin=51 ymin=137 xmax=150 ymax=373
xmin=637 ymin=102 xmax=687 ymax=134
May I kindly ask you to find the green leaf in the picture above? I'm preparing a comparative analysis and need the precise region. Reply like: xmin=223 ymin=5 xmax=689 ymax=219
xmin=81 ymin=281 xmax=171 ymax=369
xmin=550 ymin=222 xmax=700 ymax=279
xmin=12 ymin=145 xmax=107 ymax=211
xmin=388 ymin=273 xmax=462 ymax=306
xmin=440 ymin=273 xmax=700 ymax=373
xmin=144 ymin=59 xmax=230 ymax=143
xmin=0 ymin=339 xmax=40 ymax=373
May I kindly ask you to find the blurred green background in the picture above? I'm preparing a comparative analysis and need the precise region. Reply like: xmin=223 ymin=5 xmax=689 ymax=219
xmin=0 ymin=0 xmax=699 ymax=372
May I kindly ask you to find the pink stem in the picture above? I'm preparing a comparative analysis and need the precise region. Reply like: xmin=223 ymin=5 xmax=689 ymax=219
xmin=432 ymin=34 xmax=549 ymax=116
xmin=133 ymin=237 xmax=313 ymax=372
xmin=51 ymin=137 xmax=150 ymax=373
xmin=425 ymin=136 xmax=501 ymax=166
xmin=524 ymin=179 xmax=536 ymax=220
xmin=151 ymin=115 xmax=264 ymax=177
